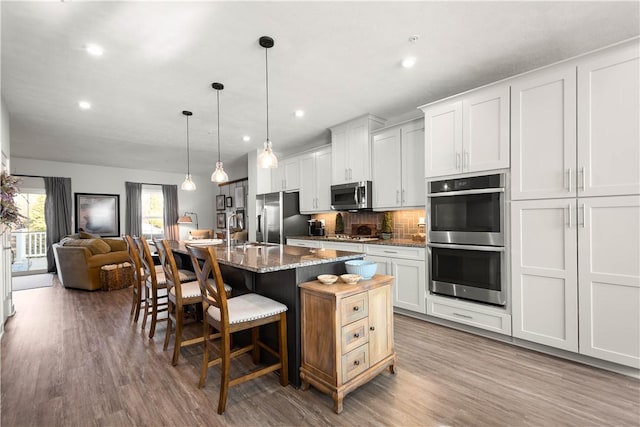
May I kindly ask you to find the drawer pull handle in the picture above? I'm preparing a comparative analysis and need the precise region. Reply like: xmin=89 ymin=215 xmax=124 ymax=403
xmin=353 ymin=360 xmax=360 ymax=366
xmin=369 ymin=326 xmax=375 ymax=331
xmin=353 ymin=306 xmax=359 ymax=311
xmin=452 ymin=312 xmax=473 ymax=319
xmin=383 ymin=251 xmax=398 ymax=254
xmin=354 ymin=333 xmax=360 ymax=338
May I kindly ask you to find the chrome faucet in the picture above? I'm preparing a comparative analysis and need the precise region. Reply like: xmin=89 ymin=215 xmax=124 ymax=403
xmin=226 ymin=213 xmax=240 ymax=251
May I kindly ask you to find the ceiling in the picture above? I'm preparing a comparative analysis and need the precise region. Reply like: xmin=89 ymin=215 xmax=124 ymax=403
xmin=3 ymin=1 xmax=639 ymax=176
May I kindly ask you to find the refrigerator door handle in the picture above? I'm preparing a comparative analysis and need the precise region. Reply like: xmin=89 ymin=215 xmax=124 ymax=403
xmin=257 ymin=215 xmax=262 ymax=233
xmin=263 ymin=208 xmax=268 ymax=243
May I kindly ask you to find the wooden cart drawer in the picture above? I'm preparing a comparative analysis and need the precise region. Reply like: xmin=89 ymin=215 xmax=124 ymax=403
xmin=341 ymin=318 xmax=369 ymax=354
xmin=341 ymin=344 xmax=369 ymax=383
xmin=341 ymin=291 xmax=368 ymax=324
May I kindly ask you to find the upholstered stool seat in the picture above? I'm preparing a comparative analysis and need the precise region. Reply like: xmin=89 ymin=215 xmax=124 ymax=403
xmin=208 ymin=293 xmax=287 ymax=324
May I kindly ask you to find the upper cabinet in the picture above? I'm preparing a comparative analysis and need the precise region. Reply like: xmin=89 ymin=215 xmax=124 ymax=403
xmin=331 ymin=114 xmax=385 ymax=185
xmin=271 ymin=156 xmax=300 ymax=192
xmin=371 ymin=119 xmax=425 ymax=209
xmin=512 ymin=40 xmax=639 ymax=200
xmin=577 ymin=42 xmax=640 ymax=198
xmin=299 ymin=147 xmax=332 ymax=213
xmin=421 ymin=83 xmax=509 ymax=178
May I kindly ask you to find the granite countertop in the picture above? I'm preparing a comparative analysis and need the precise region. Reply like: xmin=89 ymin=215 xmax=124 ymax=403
xmin=287 ymin=235 xmax=426 ymax=248
xmin=169 ymin=241 xmax=365 ymax=274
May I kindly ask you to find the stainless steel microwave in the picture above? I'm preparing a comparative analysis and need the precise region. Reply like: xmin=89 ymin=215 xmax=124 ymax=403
xmin=330 ymin=181 xmax=372 ymax=211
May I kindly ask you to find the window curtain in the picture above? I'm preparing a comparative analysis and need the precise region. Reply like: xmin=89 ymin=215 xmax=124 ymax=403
xmin=162 ymin=184 xmax=179 ymax=240
xmin=125 ymin=182 xmax=142 ymax=236
xmin=44 ymin=177 xmax=72 ymax=272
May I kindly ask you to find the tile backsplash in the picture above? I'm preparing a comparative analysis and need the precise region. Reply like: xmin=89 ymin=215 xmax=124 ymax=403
xmin=312 ymin=209 xmax=425 ymax=239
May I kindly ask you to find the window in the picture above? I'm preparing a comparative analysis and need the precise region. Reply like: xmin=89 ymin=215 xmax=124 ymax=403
xmin=141 ymin=185 xmax=164 ymax=239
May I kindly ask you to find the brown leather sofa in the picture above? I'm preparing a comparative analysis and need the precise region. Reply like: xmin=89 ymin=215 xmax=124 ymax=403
xmin=53 ymin=237 xmax=130 ymax=291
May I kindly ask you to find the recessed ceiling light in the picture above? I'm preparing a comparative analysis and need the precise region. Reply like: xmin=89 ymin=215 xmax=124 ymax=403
xmin=295 ymin=110 xmax=305 ymax=118
xmin=85 ymin=44 xmax=104 ymax=56
xmin=242 ymin=135 xmax=251 ymax=142
xmin=401 ymin=57 xmax=417 ymax=68
xmin=78 ymin=101 xmax=91 ymax=110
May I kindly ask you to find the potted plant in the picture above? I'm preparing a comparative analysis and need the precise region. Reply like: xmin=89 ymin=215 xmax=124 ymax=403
xmin=335 ymin=212 xmax=344 ymax=234
xmin=381 ymin=212 xmax=393 ymax=240
xmin=1 ymin=171 xmax=25 ymax=234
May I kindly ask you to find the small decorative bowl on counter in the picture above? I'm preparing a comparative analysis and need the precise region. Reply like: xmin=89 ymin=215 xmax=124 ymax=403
xmin=345 ymin=260 xmax=377 ymax=280
xmin=317 ymin=274 xmax=338 ymax=285
xmin=340 ymin=274 xmax=362 ymax=285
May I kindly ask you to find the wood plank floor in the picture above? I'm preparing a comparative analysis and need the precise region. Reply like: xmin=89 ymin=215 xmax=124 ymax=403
xmin=2 ymin=277 xmax=639 ymax=426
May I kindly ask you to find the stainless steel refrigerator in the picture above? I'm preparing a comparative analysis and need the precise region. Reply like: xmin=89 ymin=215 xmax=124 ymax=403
xmin=256 ymin=192 xmax=310 ymax=244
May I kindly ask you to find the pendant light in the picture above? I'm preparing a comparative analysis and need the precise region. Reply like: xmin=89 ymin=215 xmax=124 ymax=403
xmin=210 ymin=82 xmax=229 ymax=183
xmin=257 ymin=36 xmax=278 ymax=169
xmin=180 ymin=110 xmax=196 ymax=191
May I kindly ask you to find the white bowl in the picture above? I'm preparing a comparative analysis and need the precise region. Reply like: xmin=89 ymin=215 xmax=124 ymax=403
xmin=340 ymin=274 xmax=362 ymax=285
xmin=317 ymin=274 xmax=338 ymax=285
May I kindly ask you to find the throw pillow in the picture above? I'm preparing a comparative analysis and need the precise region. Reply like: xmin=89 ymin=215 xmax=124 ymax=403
xmin=64 ymin=238 xmax=111 ymax=255
xmin=80 ymin=231 xmax=101 ymax=239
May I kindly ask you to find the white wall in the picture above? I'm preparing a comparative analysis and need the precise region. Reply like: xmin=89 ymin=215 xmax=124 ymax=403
xmin=10 ymin=157 xmax=217 ymax=241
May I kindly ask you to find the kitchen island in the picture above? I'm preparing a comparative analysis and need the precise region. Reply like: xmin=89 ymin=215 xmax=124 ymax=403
xmin=169 ymin=241 xmax=365 ymax=387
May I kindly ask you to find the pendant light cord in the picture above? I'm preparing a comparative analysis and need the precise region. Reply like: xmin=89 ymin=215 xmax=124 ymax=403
xmin=265 ymin=47 xmax=270 ymax=141
xmin=216 ymin=89 xmax=221 ymax=162
xmin=186 ymin=114 xmax=191 ymax=174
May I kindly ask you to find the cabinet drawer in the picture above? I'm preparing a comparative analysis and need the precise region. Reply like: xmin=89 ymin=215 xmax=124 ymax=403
xmin=341 ymin=344 xmax=369 ymax=383
xmin=341 ymin=318 xmax=369 ymax=354
xmin=365 ymin=244 xmax=425 ymax=260
xmin=286 ymin=239 xmax=321 ymax=248
xmin=427 ymin=295 xmax=512 ymax=335
xmin=341 ymin=292 xmax=368 ymax=324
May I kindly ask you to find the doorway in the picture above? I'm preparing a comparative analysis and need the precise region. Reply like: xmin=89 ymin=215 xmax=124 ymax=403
xmin=11 ymin=180 xmax=48 ymax=277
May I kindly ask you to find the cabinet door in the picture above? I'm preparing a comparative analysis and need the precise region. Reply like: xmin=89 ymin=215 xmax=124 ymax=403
xmin=423 ymin=100 xmax=463 ymax=178
xmin=315 ymin=149 xmax=332 ymax=211
xmin=372 ymin=127 xmax=401 ymax=208
xmin=578 ymin=195 xmax=640 ymax=368
xmin=321 ymin=241 xmax=363 ymax=252
xmin=347 ymin=118 xmax=371 ymax=182
xmin=391 ymin=258 xmax=426 ymax=313
xmin=271 ymin=164 xmax=284 ymax=191
xmin=463 ymin=84 xmax=510 ymax=173
xmin=577 ymin=42 xmax=640 ymax=198
xmin=364 ymin=255 xmax=391 ymax=276
xmin=283 ymin=157 xmax=300 ymax=191
xmin=331 ymin=124 xmax=349 ymax=185
xmin=368 ymin=285 xmax=393 ymax=366
xmin=401 ymin=122 xmax=425 ymax=207
xmin=511 ymin=199 xmax=578 ymax=351
xmin=511 ymin=64 xmax=577 ymax=200
xmin=299 ymin=154 xmax=316 ymax=213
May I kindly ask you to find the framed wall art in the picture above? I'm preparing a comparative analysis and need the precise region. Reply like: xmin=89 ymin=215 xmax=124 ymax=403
xmin=235 ymin=186 xmax=245 ymax=208
xmin=216 ymin=194 xmax=226 ymax=211
xmin=226 ymin=196 xmax=233 ymax=208
xmin=216 ymin=212 xmax=226 ymax=229
xmin=75 ymin=193 xmax=120 ymax=237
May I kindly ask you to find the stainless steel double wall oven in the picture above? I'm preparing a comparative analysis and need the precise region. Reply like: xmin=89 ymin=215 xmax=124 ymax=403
xmin=427 ymin=173 xmax=507 ymax=306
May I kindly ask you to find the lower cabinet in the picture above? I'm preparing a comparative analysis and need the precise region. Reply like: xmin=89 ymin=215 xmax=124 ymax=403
xmin=426 ymin=293 xmax=512 ymax=336
xmin=512 ymin=195 xmax=640 ymax=368
xmin=299 ymin=275 xmax=397 ymax=413
xmin=365 ymin=245 xmax=426 ymax=313
xmin=286 ymin=238 xmax=322 ymax=248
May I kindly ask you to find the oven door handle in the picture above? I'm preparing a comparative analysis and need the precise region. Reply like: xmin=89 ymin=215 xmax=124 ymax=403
xmin=427 ymin=243 xmax=505 ymax=252
xmin=428 ymin=188 xmax=504 ymax=197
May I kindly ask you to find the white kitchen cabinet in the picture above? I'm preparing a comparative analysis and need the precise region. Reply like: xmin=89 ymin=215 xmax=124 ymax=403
xmin=365 ymin=245 xmax=426 ymax=313
xmin=426 ymin=294 xmax=512 ymax=336
xmin=511 ymin=199 xmax=579 ymax=351
xmin=578 ymin=195 xmax=640 ymax=368
xmin=299 ymin=147 xmax=332 ymax=213
xmin=512 ymin=40 xmax=639 ymax=201
xmin=321 ymin=241 xmax=364 ymax=253
xmin=286 ymin=238 xmax=322 ymax=248
xmin=331 ymin=114 xmax=385 ymax=185
xmin=511 ymin=63 xmax=577 ymax=200
xmin=371 ymin=119 xmax=425 ymax=209
xmin=577 ymin=42 xmax=640 ymax=198
xmin=511 ymin=195 xmax=640 ymax=368
xmin=422 ymin=83 xmax=509 ymax=178
xmin=271 ymin=156 xmax=300 ymax=192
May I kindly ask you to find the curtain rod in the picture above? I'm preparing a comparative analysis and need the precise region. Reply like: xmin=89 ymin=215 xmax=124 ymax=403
xmin=12 ymin=173 xmax=71 ymax=179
